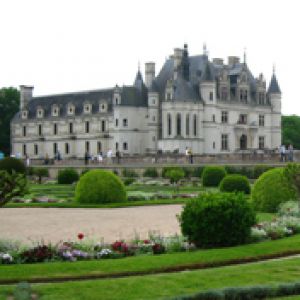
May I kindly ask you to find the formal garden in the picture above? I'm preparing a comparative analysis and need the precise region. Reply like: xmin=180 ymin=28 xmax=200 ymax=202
xmin=1 ymin=157 xmax=300 ymax=299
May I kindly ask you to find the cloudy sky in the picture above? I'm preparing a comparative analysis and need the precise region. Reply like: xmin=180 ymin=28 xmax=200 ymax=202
xmin=0 ymin=0 xmax=298 ymax=115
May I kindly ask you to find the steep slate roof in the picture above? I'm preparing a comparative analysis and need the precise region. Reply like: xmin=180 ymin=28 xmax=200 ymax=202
xmin=268 ymin=74 xmax=281 ymax=94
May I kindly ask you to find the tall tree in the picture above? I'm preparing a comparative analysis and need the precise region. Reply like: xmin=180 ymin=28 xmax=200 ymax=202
xmin=282 ymin=115 xmax=300 ymax=149
xmin=0 ymin=87 xmax=20 ymax=155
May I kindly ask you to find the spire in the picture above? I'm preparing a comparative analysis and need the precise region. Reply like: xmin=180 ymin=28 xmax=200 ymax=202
xmin=202 ymin=62 xmax=214 ymax=81
xmin=203 ymin=43 xmax=208 ymax=56
xmin=133 ymin=65 xmax=144 ymax=91
xmin=243 ymin=47 xmax=247 ymax=65
xmin=267 ymin=67 xmax=281 ymax=94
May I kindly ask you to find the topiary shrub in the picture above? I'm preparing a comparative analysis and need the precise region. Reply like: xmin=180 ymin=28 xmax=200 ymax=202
xmin=252 ymin=167 xmax=298 ymax=213
xmin=143 ymin=168 xmax=159 ymax=178
xmin=219 ymin=174 xmax=251 ymax=194
xmin=165 ymin=168 xmax=185 ymax=186
xmin=75 ymin=169 xmax=127 ymax=204
xmin=57 ymin=168 xmax=79 ymax=184
xmin=179 ymin=192 xmax=256 ymax=248
xmin=0 ymin=157 xmax=26 ymax=174
xmin=33 ymin=167 xmax=49 ymax=184
xmin=121 ymin=169 xmax=138 ymax=178
xmin=202 ymin=166 xmax=227 ymax=187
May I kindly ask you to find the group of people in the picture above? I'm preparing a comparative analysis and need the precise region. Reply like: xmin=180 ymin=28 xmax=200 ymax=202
xmin=279 ymin=144 xmax=294 ymax=162
xmin=84 ymin=149 xmax=122 ymax=165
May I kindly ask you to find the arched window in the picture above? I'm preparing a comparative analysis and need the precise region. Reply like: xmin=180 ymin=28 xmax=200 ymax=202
xmin=176 ymin=113 xmax=181 ymax=136
xmin=186 ymin=114 xmax=190 ymax=136
xmin=167 ymin=113 xmax=172 ymax=136
xmin=193 ymin=115 xmax=197 ymax=137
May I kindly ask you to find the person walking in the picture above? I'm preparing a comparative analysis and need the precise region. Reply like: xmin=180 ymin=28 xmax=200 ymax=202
xmin=279 ymin=144 xmax=286 ymax=162
xmin=288 ymin=144 xmax=294 ymax=162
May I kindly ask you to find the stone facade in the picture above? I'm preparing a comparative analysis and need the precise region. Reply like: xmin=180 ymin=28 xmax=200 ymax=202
xmin=11 ymin=44 xmax=282 ymax=158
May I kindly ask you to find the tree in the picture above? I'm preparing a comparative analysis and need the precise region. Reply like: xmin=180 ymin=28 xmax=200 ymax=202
xmin=0 ymin=87 xmax=20 ymax=155
xmin=282 ymin=115 xmax=300 ymax=149
xmin=284 ymin=163 xmax=300 ymax=210
xmin=33 ymin=168 xmax=49 ymax=184
xmin=0 ymin=171 xmax=28 ymax=207
xmin=165 ymin=168 xmax=185 ymax=191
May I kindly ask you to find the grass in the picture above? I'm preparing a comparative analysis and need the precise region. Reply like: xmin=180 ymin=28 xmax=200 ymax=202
xmin=0 ymin=234 xmax=299 ymax=283
xmin=2 ymin=256 xmax=300 ymax=299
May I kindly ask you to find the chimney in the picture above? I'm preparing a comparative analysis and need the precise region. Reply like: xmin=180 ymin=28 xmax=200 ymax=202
xmin=228 ymin=56 xmax=240 ymax=66
xmin=173 ymin=48 xmax=183 ymax=79
xmin=20 ymin=85 xmax=34 ymax=110
xmin=212 ymin=58 xmax=224 ymax=65
xmin=145 ymin=62 xmax=155 ymax=88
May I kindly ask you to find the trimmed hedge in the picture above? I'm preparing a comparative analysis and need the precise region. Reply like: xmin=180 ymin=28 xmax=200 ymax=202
xmin=143 ymin=168 xmax=159 ymax=178
xmin=180 ymin=192 xmax=256 ymax=248
xmin=0 ymin=157 xmax=26 ymax=174
xmin=219 ymin=174 xmax=251 ymax=194
xmin=75 ymin=169 xmax=127 ymax=204
xmin=57 ymin=168 xmax=79 ymax=184
xmin=165 ymin=168 xmax=185 ymax=184
xmin=122 ymin=169 xmax=138 ymax=178
xmin=202 ymin=166 xmax=227 ymax=187
xmin=252 ymin=167 xmax=297 ymax=213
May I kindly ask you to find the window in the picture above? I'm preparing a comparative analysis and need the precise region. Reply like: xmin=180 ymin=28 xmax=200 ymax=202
xmin=53 ymin=143 xmax=57 ymax=155
xmin=37 ymin=109 xmax=43 ymax=118
xmin=123 ymin=142 xmax=128 ymax=150
xmin=176 ymin=113 xmax=181 ymax=136
xmin=85 ymin=141 xmax=90 ymax=152
xmin=193 ymin=115 xmax=197 ymax=136
xmin=186 ymin=115 xmax=190 ymax=136
xmin=23 ymin=144 xmax=26 ymax=156
xmin=65 ymin=143 xmax=69 ymax=154
xmin=53 ymin=123 xmax=58 ymax=135
xmin=221 ymin=87 xmax=228 ymax=101
xmin=238 ymin=114 xmax=247 ymax=124
xmin=69 ymin=123 xmax=73 ymax=134
xmin=101 ymin=120 xmax=106 ymax=132
xmin=152 ymin=116 xmax=156 ymax=122
xmin=209 ymin=92 xmax=214 ymax=101
xmin=240 ymin=90 xmax=248 ymax=102
xmin=100 ymin=103 xmax=107 ymax=112
xmin=23 ymin=126 xmax=26 ymax=137
xmin=152 ymin=99 xmax=156 ymax=105
xmin=97 ymin=142 xmax=102 ymax=153
xmin=38 ymin=124 xmax=42 ymax=136
xmin=115 ymin=118 xmax=119 ymax=127
xmin=52 ymin=106 xmax=59 ymax=116
xmin=221 ymin=111 xmax=228 ymax=123
xmin=152 ymin=136 xmax=156 ymax=141
xmin=85 ymin=121 xmax=90 ymax=133
xmin=259 ymin=136 xmax=265 ymax=150
xmin=221 ymin=134 xmax=228 ymax=150
xmin=116 ymin=142 xmax=119 ymax=151
xmin=34 ymin=144 xmax=38 ymax=155
xmin=84 ymin=104 xmax=91 ymax=113
xmin=166 ymin=93 xmax=171 ymax=100
xmin=167 ymin=114 xmax=172 ymax=136
xmin=22 ymin=111 xmax=28 ymax=119
xmin=259 ymin=115 xmax=265 ymax=127
xmin=258 ymin=92 xmax=265 ymax=105
xmin=213 ymin=142 xmax=216 ymax=149
xmin=68 ymin=105 xmax=74 ymax=115
xmin=123 ymin=118 xmax=128 ymax=127
xmin=212 ymin=114 xmax=215 ymax=122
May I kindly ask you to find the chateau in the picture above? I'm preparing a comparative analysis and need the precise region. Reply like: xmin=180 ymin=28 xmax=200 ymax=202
xmin=11 ymin=44 xmax=282 ymax=158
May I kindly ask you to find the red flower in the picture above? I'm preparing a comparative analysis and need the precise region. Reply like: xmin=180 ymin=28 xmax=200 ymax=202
xmin=143 ymin=239 xmax=150 ymax=244
xmin=77 ymin=233 xmax=84 ymax=240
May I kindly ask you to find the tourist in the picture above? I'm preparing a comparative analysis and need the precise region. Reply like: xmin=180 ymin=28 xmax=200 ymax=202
xmin=185 ymin=147 xmax=189 ymax=163
xmin=107 ymin=149 xmax=113 ymax=164
xmin=279 ymin=144 xmax=286 ymax=162
xmin=25 ymin=154 xmax=30 ymax=167
xmin=84 ymin=151 xmax=90 ymax=165
xmin=189 ymin=148 xmax=193 ymax=164
xmin=97 ymin=152 xmax=103 ymax=164
xmin=44 ymin=153 xmax=49 ymax=165
xmin=288 ymin=144 xmax=294 ymax=162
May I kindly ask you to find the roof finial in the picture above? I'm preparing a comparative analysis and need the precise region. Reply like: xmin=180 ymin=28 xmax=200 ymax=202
xmin=243 ymin=47 xmax=247 ymax=64
xmin=273 ymin=63 xmax=276 ymax=74
xmin=203 ymin=43 xmax=208 ymax=56
xmin=138 ymin=61 xmax=141 ymax=72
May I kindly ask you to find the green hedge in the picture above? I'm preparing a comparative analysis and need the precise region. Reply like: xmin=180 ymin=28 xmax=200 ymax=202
xmin=202 ymin=166 xmax=227 ymax=187
xmin=143 ymin=168 xmax=159 ymax=178
xmin=57 ymin=168 xmax=79 ymax=184
xmin=219 ymin=174 xmax=251 ymax=194
xmin=75 ymin=169 xmax=127 ymax=204
xmin=0 ymin=157 xmax=26 ymax=174
xmin=122 ymin=169 xmax=138 ymax=178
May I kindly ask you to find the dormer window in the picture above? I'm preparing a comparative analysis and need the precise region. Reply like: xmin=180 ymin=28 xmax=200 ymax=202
xmin=67 ymin=104 xmax=75 ymax=116
xmin=84 ymin=103 xmax=91 ymax=114
xmin=52 ymin=105 xmax=59 ymax=117
xmin=36 ymin=107 xmax=44 ymax=118
xmin=99 ymin=102 xmax=107 ymax=113
xmin=21 ymin=110 xmax=28 ymax=119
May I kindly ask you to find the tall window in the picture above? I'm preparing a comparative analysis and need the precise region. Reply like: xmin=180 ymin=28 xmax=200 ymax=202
xmin=69 ymin=123 xmax=73 ymax=134
xmin=115 ymin=118 xmax=118 ymax=127
xmin=38 ymin=124 xmax=42 ymax=136
xmin=34 ymin=144 xmax=38 ymax=155
xmin=85 ymin=141 xmax=90 ymax=152
xmin=238 ymin=114 xmax=247 ymax=124
xmin=65 ymin=143 xmax=69 ymax=154
xmin=209 ymin=92 xmax=213 ymax=101
xmin=85 ymin=121 xmax=90 ymax=133
xmin=123 ymin=142 xmax=128 ymax=150
xmin=240 ymin=90 xmax=248 ymax=102
xmin=186 ymin=115 xmax=190 ymax=136
xmin=221 ymin=111 xmax=228 ymax=123
xmin=193 ymin=115 xmax=197 ymax=137
xmin=221 ymin=134 xmax=228 ymax=150
xmin=221 ymin=87 xmax=228 ymax=101
xmin=212 ymin=114 xmax=215 ymax=122
xmin=53 ymin=143 xmax=57 ymax=155
xmin=259 ymin=136 xmax=265 ymax=150
xmin=53 ymin=123 xmax=57 ymax=135
xmin=176 ymin=113 xmax=181 ymax=136
xmin=116 ymin=142 xmax=119 ymax=151
xmin=258 ymin=92 xmax=265 ymax=104
xmin=23 ymin=126 xmax=26 ymax=137
xmin=101 ymin=120 xmax=106 ymax=132
xmin=97 ymin=142 xmax=102 ymax=153
xmin=167 ymin=114 xmax=172 ymax=136
xmin=23 ymin=144 xmax=26 ymax=156
xmin=259 ymin=115 xmax=265 ymax=126
xmin=123 ymin=118 xmax=128 ymax=127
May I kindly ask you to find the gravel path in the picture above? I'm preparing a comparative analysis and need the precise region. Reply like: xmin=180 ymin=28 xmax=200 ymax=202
xmin=0 ymin=206 xmax=183 ymax=244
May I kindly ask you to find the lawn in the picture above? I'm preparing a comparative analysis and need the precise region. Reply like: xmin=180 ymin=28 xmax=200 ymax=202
xmin=1 ymin=256 xmax=300 ymax=299
xmin=0 ymin=234 xmax=299 ymax=283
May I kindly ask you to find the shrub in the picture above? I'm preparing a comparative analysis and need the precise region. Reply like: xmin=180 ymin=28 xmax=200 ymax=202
xmin=20 ymin=245 xmax=56 ymax=263
xmin=225 ymin=165 xmax=254 ymax=179
xmin=122 ymin=169 xmax=138 ymax=178
xmin=143 ymin=168 xmax=159 ymax=178
xmin=123 ymin=177 xmax=135 ymax=186
xmin=0 ymin=157 xmax=26 ymax=174
xmin=165 ymin=168 xmax=185 ymax=184
xmin=33 ymin=167 xmax=49 ymax=184
xmin=182 ymin=167 xmax=194 ymax=178
xmin=202 ymin=166 xmax=227 ymax=187
xmin=57 ymin=168 xmax=79 ymax=184
xmin=219 ymin=174 xmax=251 ymax=194
xmin=252 ymin=168 xmax=297 ymax=213
xmin=253 ymin=164 xmax=273 ymax=179
xmin=75 ymin=169 xmax=127 ymax=204
xmin=179 ymin=192 xmax=256 ymax=248
xmin=192 ymin=166 xmax=205 ymax=178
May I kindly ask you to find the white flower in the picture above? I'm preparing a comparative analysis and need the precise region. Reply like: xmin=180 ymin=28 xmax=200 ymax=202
xmin=1 ymin=253 xmax=13 ymax=262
